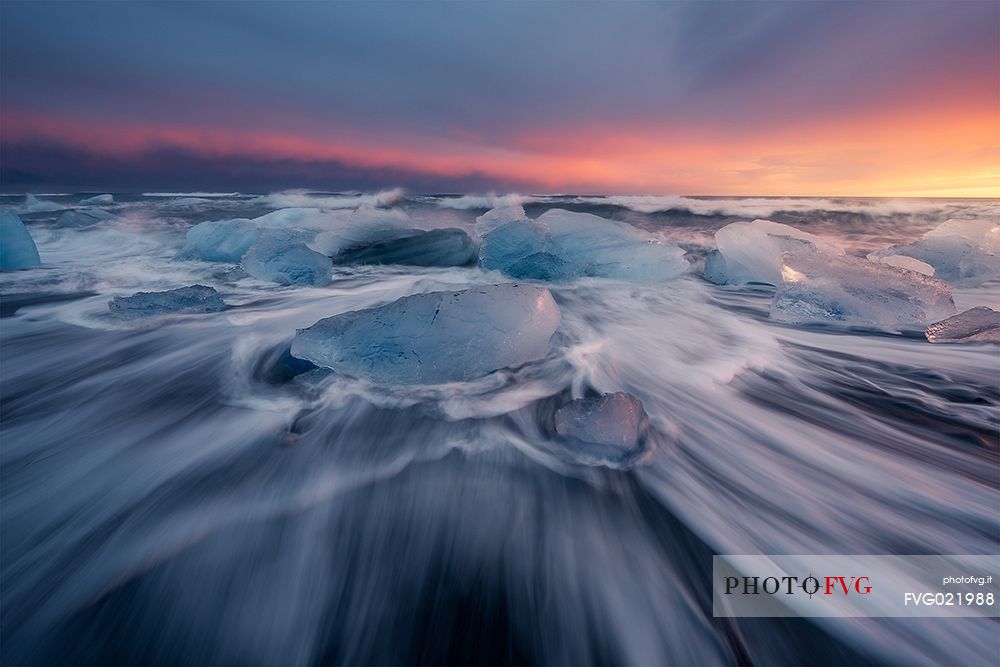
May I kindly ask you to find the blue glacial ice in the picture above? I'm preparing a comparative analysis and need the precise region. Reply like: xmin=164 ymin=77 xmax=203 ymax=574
xmin=332 ymin=228 xmax=477 ymax=267
xmin=241 ymin=231 xmax=332 ymax=286
xmin=0 ymin=211 xmax=41 ymax=270
xmin=108 ymin=285 xmax=225 ymax=319
xmin=771 ymin=251 xmax=956 ymax=332
xmin=925 ymin=306 xmax=1000 ymax=344
xmin=553 ymin=392 xmax=650 ymax=468
xmin=57 ymin=209 xmax=115 ymax=228
xmin=702 ymin=249 xmax=729 ymax=285
xmin=477 ymin=207 xmax=687 ymax=282
xmin=310 ymin=206 xmax=411 ymax=256
xmin=540 ymin=209 xmax=688 ymax=282
xmin=474 ymin=204 xmax=530 ymax=235
xmin=868 ymin=219 xmax=999 ymax=286
xmin=479 ymin=220 xmax=550 ymax=272
xmin=712 ymin=219 xmax=844 ymax=285
xmin=178 ymin=219 xmax=263 ymax=262
xmin=506 ymin=252 xmax=577 ymax=281
xmin=291 ymin=283 xmax=561 ymax=384
xmin=79 ymin=194 xmax=114 ymax=205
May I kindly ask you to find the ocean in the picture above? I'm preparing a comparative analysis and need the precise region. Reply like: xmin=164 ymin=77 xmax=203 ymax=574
xmin=1 ymin=192 xmax=997 ymax=665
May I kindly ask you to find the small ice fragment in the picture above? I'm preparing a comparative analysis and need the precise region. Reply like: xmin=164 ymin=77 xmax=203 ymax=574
xmin=108 ymin=285 xmax=225 ymax=319
xmin=332 ymin=228 xmax=477 ymax=267
xmin=80 ymin=194 xmax=113 ymax=205
xmin=178 ymin=219 xmax=262 ymax=262
xmin=703 ymin=249 xmax=729 ymax=284
xmin=241 ymin=232 xmax=332 ymax=286
xmin=771 ymin=252 xmax=956 ymax=332
xmin=57 ymin=209 xmax=114 ymax=228
xmin=553 ymin=392 xmax=650 ymax=468
xmin=714 ymin=219 xmax=843 ymax=286
xmin=0 ymin=211 xmax=41 ymax=270
xmin=870 ymin=219 xmax=999 ymax=286
xmin=925 ymin=307 xmax=1000 ymax=344
xmin=291 ymin=284 xmax=561 ymax=384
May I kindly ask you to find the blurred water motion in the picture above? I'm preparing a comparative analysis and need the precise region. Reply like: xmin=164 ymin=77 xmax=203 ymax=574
xmin=1 ymin=193 xmax=998 ymax=665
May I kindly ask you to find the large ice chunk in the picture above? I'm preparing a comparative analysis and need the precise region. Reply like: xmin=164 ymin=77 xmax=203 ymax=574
xmin=553 ymin=392 xmax=650 ymax=468
xmin=478 ymin=220 xmax=549 ymax=272
xmin=178 ymin=219 xmax=262 ymax=262
xmin=474 ymin=204 xmax=530 ymax=236
xmin=57 ymin=209 xmax=114 ymax=228
xmin=506 ymin=252 xmax=577 ymax=281
xmin=241 ymin=231 xmax=332 ymax=286
xmin=479 ymin=209 xmax=687 ymax=283
xmin=869 ymin=219 xmax=999 ymax=286
xmin=771 ymin=252 xmax=956 ymax=331
xmin=108 ymin=285 xmax=225 ymax=319
xmin=0 ymin=211 xmax=41 ymax=270
xmin=714 ymin=219 xmax=844 ymax=286
xmin=310 ymin=206 xmax=410 ymax=255
xmin=925 ymin=307 xmax=1000 ymax=344
xmin=291 ymin=284 xmax=561 ymax=384
xmin=870 ymin=254 xmax=935 ymax=276
xmin=332 ymin=228 xmax=477 ymax=267
xmin=80 ymin=194 xmax=113 ymax=205
xmin=540 ymin=209 xmax=688 ymax=282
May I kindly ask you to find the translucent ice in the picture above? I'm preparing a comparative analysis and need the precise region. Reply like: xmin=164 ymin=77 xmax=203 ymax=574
xmin=925 ymin=307 xmax=1000 ymax=344
xmin=291 ymin=284 xmax=561 ymax=384
xmin=506 ymin=252 xmax=577 ymax=281
xmin=241 ymin=232 xmax=332 ymax=286
xmin=713 ymin=219 xmax=844 ymax=286
xmin=479 ymin=209 xmax=687 ymax=283
xmin=80 ymin=194 xmax=113 ymax=205
xmin=332 ymin=228 xmax=477 ymax=267
xmin=0 ymin=211 xmax=41 ymax=270
xmin=870 ymin=254 xmax=934 ymax=276
xmin=474 ymin=204 xmax=530 ymax=235
xmin=108 ymin=285 xmax=225 ymax=319
xmin=478 ymin=221 xmax=549 ymax=272
xmin=553 ymin=392 xmax=650 ymax=468
xmin=869 ymin=219 xmax=999 ymax=286
xmin=178 ymin=219 xmax=262 ymax=262
xmin=771 ymin=252 xmax=956 ymax=332
xmin=703 ymin=249 xmax=728 ymax=285
xmin=539 ymin=209 xmax=688 ymax=282
xmin=57 ymin=209 xmax=114 ymax=228
xmin=310 ymin=206 xmax=410 ymax=256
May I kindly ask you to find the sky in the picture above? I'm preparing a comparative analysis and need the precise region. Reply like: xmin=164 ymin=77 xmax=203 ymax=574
xmin=1 ymin=0 xmax=998 ymax=196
